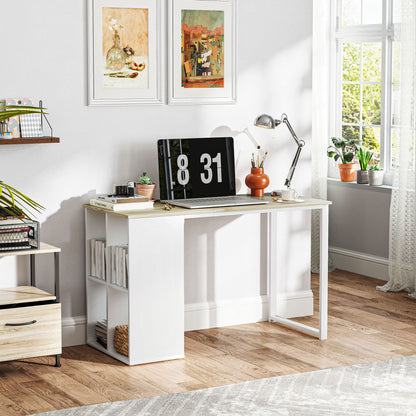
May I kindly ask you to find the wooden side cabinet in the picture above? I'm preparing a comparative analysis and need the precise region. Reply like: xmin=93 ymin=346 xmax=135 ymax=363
xmin=0 ymin=243 xmax=62 ymax=366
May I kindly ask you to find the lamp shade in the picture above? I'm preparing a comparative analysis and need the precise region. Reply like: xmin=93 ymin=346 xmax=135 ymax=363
xmin=254 ymin=114 xmax=275 ymax=129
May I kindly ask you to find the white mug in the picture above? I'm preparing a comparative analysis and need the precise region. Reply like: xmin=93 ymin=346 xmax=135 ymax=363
xmin=281 ymin=188 xmax=299 ymax=201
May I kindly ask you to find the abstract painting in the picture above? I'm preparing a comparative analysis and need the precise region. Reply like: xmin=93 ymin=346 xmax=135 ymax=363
xmin=169 ymin=0 xmax=235 ymax=104
xmin=181 ymin=10 xmax=224 ymax=88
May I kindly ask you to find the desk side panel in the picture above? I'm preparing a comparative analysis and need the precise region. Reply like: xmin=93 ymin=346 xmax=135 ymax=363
xmin=128 ymin=216 xmax=185 ymax=364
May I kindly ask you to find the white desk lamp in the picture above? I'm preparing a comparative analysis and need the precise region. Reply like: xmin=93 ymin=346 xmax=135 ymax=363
xmin=254 ymin=113 xmax=305 ymax=189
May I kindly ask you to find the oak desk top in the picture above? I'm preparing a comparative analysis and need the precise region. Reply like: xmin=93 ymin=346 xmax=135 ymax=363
xmin=84 ymin=196 xmax=331 ymax=220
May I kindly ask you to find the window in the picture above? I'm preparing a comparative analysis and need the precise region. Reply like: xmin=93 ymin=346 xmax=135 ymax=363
xmin=331 ymin=0 xmax=401 ymax=179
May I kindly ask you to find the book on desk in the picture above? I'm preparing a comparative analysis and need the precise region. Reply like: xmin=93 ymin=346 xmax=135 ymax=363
xmin=90 ymin=198 xmax=154 ymax=211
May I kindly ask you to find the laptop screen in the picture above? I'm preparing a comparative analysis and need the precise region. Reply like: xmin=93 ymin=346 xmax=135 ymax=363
xmin=158 ymin=137 xmax=236 ymax=200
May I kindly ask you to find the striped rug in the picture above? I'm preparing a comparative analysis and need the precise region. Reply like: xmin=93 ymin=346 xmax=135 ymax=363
xmin=32 ymin=355 xmax=416 ymax=415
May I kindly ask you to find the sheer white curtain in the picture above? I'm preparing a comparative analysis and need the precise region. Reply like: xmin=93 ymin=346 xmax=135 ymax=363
xmin=311 ymin=0 xmax=333 ymax=273
xmin=377 ymin=0 xmax=416 ymax=298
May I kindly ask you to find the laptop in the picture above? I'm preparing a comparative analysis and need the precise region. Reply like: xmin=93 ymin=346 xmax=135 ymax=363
xmin=157 ymin=137 xmax=270 ymax=209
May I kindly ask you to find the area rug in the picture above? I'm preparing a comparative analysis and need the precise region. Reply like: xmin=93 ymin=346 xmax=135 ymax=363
xmin=32 ymin=355 xmax=416 ymax=415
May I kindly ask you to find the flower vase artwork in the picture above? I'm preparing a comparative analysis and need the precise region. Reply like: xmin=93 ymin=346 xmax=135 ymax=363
xmin=106 ymin=19 xmax=126 ymax=71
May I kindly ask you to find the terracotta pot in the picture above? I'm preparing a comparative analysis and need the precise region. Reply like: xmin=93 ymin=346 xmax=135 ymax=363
xmin=245 ymin=167 xmax=270 ymax=197
xmin=136 ymin=183 xmax=156 ymax=200
xmin=338 ymin=164 xmax=356 ymax=182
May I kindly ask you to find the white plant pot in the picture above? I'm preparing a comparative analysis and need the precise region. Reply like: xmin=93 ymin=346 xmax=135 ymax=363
xmin=368 ymin=170 xmax=384 ymax=186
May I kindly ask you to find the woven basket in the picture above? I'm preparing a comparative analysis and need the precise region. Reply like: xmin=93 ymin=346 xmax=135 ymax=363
xmin=114 ymin=325 xmax=129 ymax=356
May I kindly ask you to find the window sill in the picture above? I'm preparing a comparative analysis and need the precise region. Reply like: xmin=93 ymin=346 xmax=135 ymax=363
xmin=327 ymin=177 xmax=392 ymax=193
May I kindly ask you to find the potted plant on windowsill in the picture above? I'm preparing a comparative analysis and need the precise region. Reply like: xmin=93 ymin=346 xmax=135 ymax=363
xmin=356 ymin=147 xmax=373 ymax=184
xmin=136 ymin=172 xmax=156 ymax=200
xmin=327 ymin=137 xmax=357 ymax=182
xmin=369 ymin=164 xmax=384 ymax=186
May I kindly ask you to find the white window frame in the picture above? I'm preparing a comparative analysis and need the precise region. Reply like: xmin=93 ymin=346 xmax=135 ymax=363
xmin=329 ymin=0 xmax=395 ymax=184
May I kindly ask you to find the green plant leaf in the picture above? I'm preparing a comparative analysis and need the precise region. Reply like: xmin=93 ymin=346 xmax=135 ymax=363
xmin=344 ymin=152 xmax=354 ymax=163
xmin=0 ymin=181 xmax=44 ymax=220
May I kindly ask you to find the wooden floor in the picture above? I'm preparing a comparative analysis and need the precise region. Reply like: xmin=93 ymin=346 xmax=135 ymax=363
xmin=1 ymin=269 xmax=416 ymax=415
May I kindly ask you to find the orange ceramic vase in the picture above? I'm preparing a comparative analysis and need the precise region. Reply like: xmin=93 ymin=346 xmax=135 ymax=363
xmin=338 ymin=164 xmax=356 ymax=182
xmin=245 ymin=167 xmax=270 ymax=197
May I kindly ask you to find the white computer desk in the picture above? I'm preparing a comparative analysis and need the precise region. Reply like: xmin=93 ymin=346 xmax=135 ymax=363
xmin=85 ymin=196 xmax=331 ymax=365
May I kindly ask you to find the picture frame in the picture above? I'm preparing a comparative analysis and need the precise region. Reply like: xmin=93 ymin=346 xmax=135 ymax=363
xmin=87 ymin=0 xmax=162 ymax=105
xmin=168 ymin=0 xmax=236 ymax=104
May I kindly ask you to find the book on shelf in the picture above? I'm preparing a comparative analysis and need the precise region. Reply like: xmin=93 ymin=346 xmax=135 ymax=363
xmin=96 ymin=194 xmax=149 ymax=204
xmin=90 ymin=198 xmax=154 ymax=211
xmin=95 ymin=319 xmax=107 ymax=348
xmin=89 ymin=239 xmax=106 ymax=280
xmin=106 ymin=245 xmax=128 ymax=289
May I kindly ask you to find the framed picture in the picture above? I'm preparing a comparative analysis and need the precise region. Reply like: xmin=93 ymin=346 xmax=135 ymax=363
xmin=168 ymin=0 xmax=236 ymax=104
xmin=88 ymin=0 xmax=162 ymax=105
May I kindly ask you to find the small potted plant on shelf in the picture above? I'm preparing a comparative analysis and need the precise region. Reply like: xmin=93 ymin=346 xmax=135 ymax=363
xmin=136 ymin=172 xmax=156 ymax=200
xmin=356 ymin=146 xmax=373 ymax=184
xmin=327 ymin=137 xmax=357 ymax=182
xmin=369 ymin=164 xmax=384 ymax=186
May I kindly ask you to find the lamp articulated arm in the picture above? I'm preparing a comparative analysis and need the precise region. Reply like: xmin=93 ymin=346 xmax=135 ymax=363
xmin=254 ymin=113 xmax=305 ymax=189
xmin=280 ymin=114 xmax=305 ymax=188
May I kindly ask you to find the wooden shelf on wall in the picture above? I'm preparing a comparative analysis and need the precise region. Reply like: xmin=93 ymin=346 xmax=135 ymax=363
xmin=0 ymin=137 xmax=60 ymax=145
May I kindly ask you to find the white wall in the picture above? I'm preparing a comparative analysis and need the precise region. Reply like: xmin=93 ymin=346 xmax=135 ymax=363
xmin=0 ymin=0 xmax=313 ymax=334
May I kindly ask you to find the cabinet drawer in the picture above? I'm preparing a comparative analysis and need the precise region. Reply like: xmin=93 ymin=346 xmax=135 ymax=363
xmin=0 ymin=303 xmax=61 ymax=362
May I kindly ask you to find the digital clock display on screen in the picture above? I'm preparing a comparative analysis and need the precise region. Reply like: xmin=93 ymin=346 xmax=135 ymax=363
xmin=158 ymin=137 xmax=236 ymax=200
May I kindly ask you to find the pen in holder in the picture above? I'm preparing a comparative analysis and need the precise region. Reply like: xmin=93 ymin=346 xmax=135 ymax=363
xmin=245 ymin=167 xmax=270 ymax=197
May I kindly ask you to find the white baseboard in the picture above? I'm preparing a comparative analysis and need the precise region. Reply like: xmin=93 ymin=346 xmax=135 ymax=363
xmin=62 ymin=292 xmax=314 ymax=346
xmin=184 ymin=296 xmax=270 ymax=331
xmin=330 ymin=246 xmax=389 ymax=281
xmin=273 ymin=290 xmax=314 ymax=319
xmin=62 ymin=315 xmax=86 ymax=347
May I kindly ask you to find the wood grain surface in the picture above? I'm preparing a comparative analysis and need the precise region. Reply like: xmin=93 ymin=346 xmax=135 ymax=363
xmin=0 ymin=269 xmax=415 ymax=415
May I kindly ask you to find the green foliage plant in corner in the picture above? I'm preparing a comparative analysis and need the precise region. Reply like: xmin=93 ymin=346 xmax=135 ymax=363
xmin=0 ymin=104 xmax=46 ymax=219
xmin=0 ymin=181 xmax=44 ymax=220
xmin=327 ymin=137 xmax=357 ymax=182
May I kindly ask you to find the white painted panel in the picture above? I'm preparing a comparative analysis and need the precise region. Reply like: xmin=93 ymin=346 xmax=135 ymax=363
xmin=128 ymin=216 xmax=185 ymax=364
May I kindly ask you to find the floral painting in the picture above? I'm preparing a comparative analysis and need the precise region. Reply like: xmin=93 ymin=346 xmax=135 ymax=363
xmin=88 ymin=0 xmax=161 ymax=105
xmin=181 ymin=10 xmax=224 ymax=88
xmin=102 ymin=8 xmax=149 ymax=89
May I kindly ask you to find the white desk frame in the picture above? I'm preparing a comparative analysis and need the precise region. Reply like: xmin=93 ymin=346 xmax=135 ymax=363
xmin=268 ymin=205 xmax=329 ymax=340
xmin=85 ymin=197 xmax=331 ymax=365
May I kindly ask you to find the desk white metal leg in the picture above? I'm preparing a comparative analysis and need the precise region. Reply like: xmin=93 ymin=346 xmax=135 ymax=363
xmin=269 ymin=205 xmax=329 ymax=340
xmin=318 ymin=204 xmax=329 ymax=340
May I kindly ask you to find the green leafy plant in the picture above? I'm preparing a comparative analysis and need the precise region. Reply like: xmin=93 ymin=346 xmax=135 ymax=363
xmin=327 ymin=137 xmax=357 ymax=164
xmin=370 ymin=163 xmax=382 ymax=170
xmin=136 ymin=172 xmax=153 ymax=185
xmin=0 ymin=181 xmax=44 ymax=219
xmin=0 ymin=104 xmax=46 ymax=123
xmin=0 ymin=105 xmax=46 ymax=219
xmin=357 ymin=147 xmax=373 ymax=170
